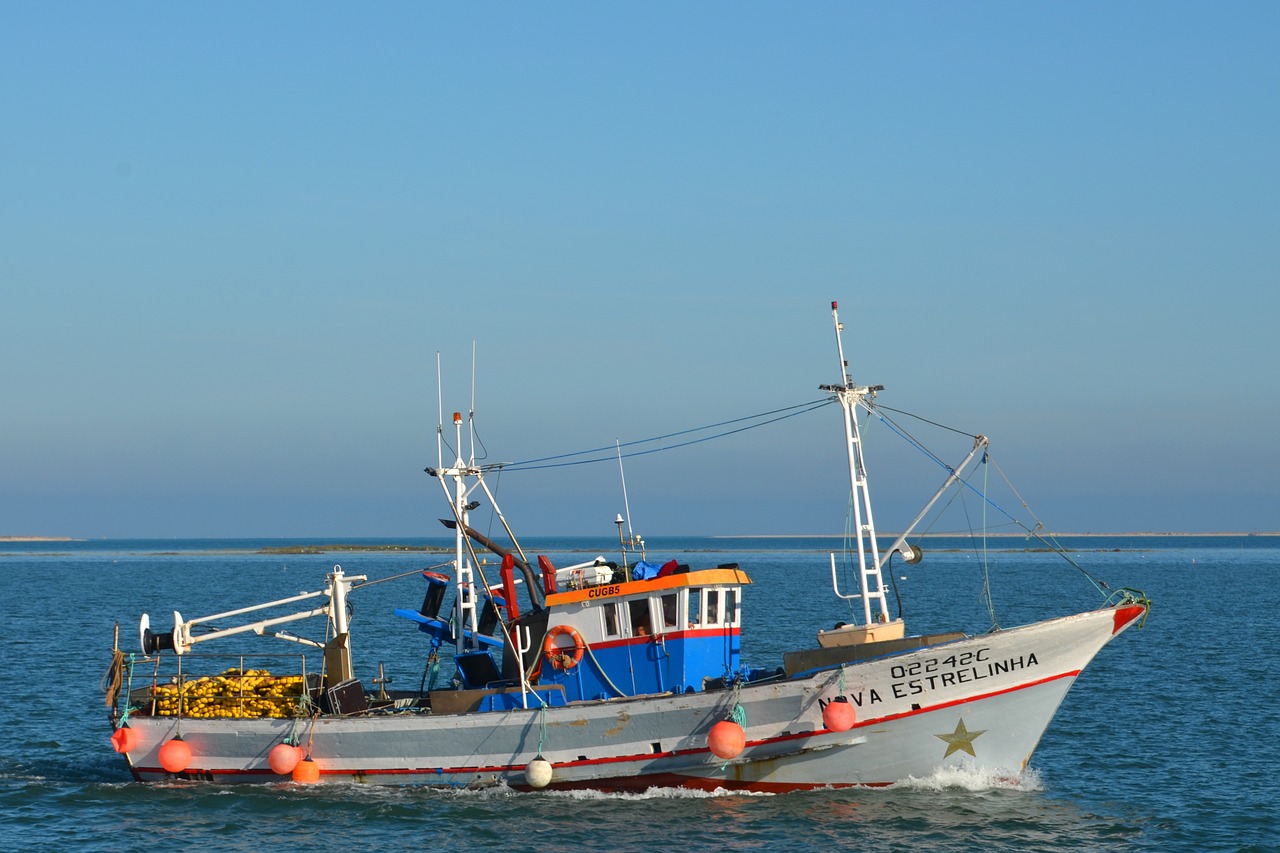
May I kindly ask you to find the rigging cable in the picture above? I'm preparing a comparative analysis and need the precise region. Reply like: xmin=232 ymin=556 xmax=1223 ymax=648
xmin=489 ymin=398 xmax=832 ymax=472
xmin=448 ymin=388 xmax=1110 ymax=601
xmin=980 ymin=449 xmax=1000 ymax=630
xmin=866 ymin=402 xmax=1112 ymax=598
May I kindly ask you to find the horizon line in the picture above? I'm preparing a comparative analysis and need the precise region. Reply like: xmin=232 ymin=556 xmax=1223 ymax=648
xmin=4 ymin=531 xmax=1280 ymax=543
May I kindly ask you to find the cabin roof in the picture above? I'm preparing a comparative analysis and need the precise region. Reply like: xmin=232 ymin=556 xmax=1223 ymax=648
xmin=543 ymin=566 xmax=751 ymax=607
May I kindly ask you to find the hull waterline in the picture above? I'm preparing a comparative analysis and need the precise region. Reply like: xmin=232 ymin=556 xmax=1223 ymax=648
xmin=118 ymin=605 xmax=1144 ymax=790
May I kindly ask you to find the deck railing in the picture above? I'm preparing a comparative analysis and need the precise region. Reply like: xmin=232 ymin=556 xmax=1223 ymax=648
xmin=121 ymin=652 xmax=316 ymax=720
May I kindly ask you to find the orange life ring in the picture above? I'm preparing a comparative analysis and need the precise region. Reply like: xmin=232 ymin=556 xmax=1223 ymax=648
xmin=542 ymin=625 xmax=586 ymax=671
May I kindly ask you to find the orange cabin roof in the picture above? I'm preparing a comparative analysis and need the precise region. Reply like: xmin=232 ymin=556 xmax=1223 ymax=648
xmin=543 ymin=567 xmax=752 ymax=607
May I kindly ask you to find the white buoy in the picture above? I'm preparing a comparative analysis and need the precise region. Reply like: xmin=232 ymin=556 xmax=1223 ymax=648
xmin=524 ymin=755 xmax=553 ymax=789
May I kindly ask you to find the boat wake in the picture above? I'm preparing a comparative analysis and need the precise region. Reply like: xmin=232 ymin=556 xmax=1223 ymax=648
xmin=548 ymin=785 xmax=776 ymax=801
xmin=893 ymin=765 xmax=1044 ymax=793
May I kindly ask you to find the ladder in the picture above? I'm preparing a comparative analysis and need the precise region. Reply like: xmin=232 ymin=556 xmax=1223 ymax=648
xmin=821 ymin=301 xmax=891 ymax=626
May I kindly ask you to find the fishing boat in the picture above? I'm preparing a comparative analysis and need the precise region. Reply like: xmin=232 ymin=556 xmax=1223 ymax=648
xmin=103 ymin=302 xmax=1149 ymax=790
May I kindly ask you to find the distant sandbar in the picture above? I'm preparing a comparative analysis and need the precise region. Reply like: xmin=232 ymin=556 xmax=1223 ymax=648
xmin=715 ymin=531 xmax=1280 ymax=538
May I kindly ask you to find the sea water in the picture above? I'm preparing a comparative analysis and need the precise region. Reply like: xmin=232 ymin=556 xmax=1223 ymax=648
xmin=0 ymin=536 xmax=1275 ymax=852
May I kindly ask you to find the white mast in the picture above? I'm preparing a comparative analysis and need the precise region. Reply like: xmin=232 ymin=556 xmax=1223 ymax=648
xmin=821 ymin=301 xmax=894 ymax=629
xmin=447 ymin=411 xmax=481 ymax=653
xmin=433 ymin=355 xmax=481 ymax=654
xmin=428 ymin=358 xmax=538 ymax=702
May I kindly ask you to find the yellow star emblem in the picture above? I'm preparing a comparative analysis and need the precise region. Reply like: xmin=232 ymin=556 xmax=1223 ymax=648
xmin=935 ymin=718 xmax=986 ymax=758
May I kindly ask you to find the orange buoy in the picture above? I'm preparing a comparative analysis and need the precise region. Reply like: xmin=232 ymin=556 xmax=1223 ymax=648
xmin=291 ymin=755 xmax=320 ymax=784
xmin=268 ymin=742 xmax=303 ymax=775
xmin=110 ymin=725 xmax=140 ymax=754
xmin=822 ymin=697 xmax=856 ymax=732
xmin=708 ymin=720 xmax=746 ymax=759
xmin=158 ymin=736 xmax=192 ymax=773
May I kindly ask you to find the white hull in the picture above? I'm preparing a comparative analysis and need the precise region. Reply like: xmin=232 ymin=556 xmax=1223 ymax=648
xmin=120 ymin=604 xmax=1144 ymax=790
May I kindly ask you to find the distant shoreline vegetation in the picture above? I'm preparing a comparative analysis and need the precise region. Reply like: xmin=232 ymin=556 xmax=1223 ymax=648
xmin=256 ymin=544 xmax=452 ymax=555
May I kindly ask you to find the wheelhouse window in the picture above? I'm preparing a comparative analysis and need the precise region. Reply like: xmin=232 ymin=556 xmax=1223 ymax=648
xmin=691 ymin=588 xmax=739 ymax=627
xmin=629 ymin=598 xmax=652 ymax=636
xmin=661 ymin=593 xmax=679 ymax=629
xmin=603 ymin=602 xmax=620 ymax=637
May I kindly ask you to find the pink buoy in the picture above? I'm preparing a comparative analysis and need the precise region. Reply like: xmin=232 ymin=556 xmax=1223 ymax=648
xmin=291 ymin=755 xmax=320 ymax=784
xmin=268 ymin=742 xmax=303 ymax=775
xmin=708 ymin=720 xmax=746 ymax=759
xmin=158 ymin=736 xmax=192 ymax=773
xmin=822 ymin=697 xmax=857 ymax=732
xmin=111 ymin=725 xmax=140 ymax=754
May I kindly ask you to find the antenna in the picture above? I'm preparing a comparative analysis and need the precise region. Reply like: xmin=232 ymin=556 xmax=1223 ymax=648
xmin=615 ymin=440 xmax=645 ymax=563
xmin=469 ymin=340 xmax=477 ymax=465
xmin=435 ymin=352 xmax=444 ymax=470
xmin=831 ymin=300 xmax=851 ymax=386
xmin=616 ymin=440 xmax=634 ymax=543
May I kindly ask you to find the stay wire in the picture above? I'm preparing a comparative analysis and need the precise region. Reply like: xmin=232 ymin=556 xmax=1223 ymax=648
xmin=951 ymin=453 xmax=1111 ymax=597
xmin=980 ymin=452 xmax=999 ymax=630
xmin=875 ymin=403 xmax=981 ymax=440
xmin=489 ymin=398 xmax=833 ymax=472
xmin=870 ymin=403 xmax=1112 ymax=597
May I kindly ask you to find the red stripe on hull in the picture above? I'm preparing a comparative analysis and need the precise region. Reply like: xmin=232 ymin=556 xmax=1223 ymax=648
xmin=127 ymin=667 xmax=1081 ymax=789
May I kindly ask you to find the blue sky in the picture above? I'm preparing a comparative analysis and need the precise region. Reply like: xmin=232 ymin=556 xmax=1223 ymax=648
xmin=3 ymin=3 xmax=1277 ymax=537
